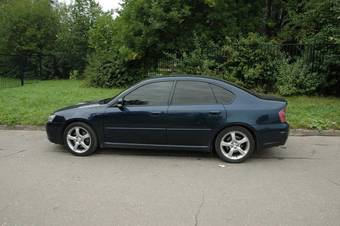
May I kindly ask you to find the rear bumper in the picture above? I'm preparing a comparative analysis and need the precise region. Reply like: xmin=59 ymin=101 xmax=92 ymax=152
xmin=46 ymin=122 xmax=64 ymax=144
xmin=259 ymin=123 xmax=289 ymax=149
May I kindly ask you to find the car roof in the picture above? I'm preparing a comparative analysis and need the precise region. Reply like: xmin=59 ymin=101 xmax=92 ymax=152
xmin=139 ymin=74 xmax=263 ymax=101
xmin=110 ymin=74 xmax=265 ymax=105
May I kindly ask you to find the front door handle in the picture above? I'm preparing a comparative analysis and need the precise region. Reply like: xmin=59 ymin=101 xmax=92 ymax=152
xmin=209 ymin=111 xmax=221 ymax=115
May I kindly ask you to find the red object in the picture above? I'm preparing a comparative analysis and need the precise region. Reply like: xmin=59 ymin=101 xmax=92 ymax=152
xmin=279 ymin=108 xmax=286 ymax=123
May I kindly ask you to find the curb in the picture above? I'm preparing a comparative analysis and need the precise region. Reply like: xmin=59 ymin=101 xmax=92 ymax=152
xmin=1 ymin=125 xmax=340 ymax=136
xmin=289 ymin=129 xmax=340 ymax=136
xmin=0 ymin=125 xmax=45 ymax=131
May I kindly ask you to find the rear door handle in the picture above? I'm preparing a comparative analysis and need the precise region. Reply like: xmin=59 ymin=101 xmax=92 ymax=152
xmin=150 ymin=111 xmax=162 ymax=115
xmin=209 ymin=111 xmax=221 ymax=115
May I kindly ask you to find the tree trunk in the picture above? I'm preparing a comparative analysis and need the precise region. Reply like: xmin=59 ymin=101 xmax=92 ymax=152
xmin=265 ymin=0 xmax=273 ymax=37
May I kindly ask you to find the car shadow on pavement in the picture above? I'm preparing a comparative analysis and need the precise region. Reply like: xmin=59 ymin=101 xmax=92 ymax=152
xmin=52 ymin=144 xmax=307 ymax=161
xmin=51 ymin=144 xmax=214 ymax=159
xmin=96 ymin=148 xmax=214 ymax=159
xmin=95 ymin=146 xmax=299 ymax=161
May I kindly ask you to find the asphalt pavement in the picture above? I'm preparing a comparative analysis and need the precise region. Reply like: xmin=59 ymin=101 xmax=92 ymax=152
xmin=0 ymin=130 xmax=340 ymax=226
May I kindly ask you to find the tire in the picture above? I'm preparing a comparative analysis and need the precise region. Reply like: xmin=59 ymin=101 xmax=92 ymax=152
xmin=214 ymin=126 xmax=255 ymax=163
xmin=63 ymin=122 xmax=98 ymax=156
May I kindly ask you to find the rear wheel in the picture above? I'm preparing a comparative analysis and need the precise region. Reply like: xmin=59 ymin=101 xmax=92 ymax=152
xmin=215 ymin=126 xmax=255 ymax=163
xmin=63 ymin=122 xmax=98 ymax=156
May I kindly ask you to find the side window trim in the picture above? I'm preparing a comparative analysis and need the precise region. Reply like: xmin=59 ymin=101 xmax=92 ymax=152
xmin=123 ymin=81 xmax=174 ymax=106
xmin=168 ymin=80 xmax=178 ymax=106
xmin=209 ymin=83 xmax=219 ymax=104
xmin=208 ymin=83 xmax=218 ymax=104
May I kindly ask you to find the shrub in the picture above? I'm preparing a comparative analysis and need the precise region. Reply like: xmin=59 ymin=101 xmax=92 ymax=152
xmin=84 ymin=13 xmax=146 ymax=88
xmin=312 ymin=44 xmax=340 ymax=96
xmin=85 ymin=55 xmax=144 ymax=88
xmin=168 ymin=34 xmax=222 ymax=76
xmin=277 ymin=58 xmax=321 ymax=96
xmin=220 ymin=34 xmax=284 ymax=93
xmin=168 ymin=34 xmax=286 ymax=93
xmin=69 ymin=70 xmax=81 ymax=80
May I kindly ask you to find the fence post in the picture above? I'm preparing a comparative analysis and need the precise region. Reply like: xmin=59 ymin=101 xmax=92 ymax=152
xmin=39 ymin=54 xmax=42 ymax=79
xmin=20 ymin=56 xmax=25 ymax=86
xmin=53 ymin=55 xmax=57 ymax=78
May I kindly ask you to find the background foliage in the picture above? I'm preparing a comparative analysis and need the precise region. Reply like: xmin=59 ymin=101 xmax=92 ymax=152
xmin=0 ymin=0 xmax=339 ymax=95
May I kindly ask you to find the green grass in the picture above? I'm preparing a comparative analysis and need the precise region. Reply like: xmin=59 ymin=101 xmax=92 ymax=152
xmin=0 ymin=80 xmax=339 ymax=129
xmin=0 ymin=80 xmax=122 ymax=125
xmin=286 ymin=96 xmax=340 ymax=130
xmin=0 ymin=77 xmax=21 ymax=89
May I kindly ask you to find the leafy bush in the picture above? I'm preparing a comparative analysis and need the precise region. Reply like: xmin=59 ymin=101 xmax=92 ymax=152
xmin=312 ymin=45 xmax=340 ymax=96
xmin=69 ymin=70 xmax=81 ymax=80
xmin=167 ymin=34 xmax=221 ymax=76
xmin=84 ymin=13 xmax=145 ymax=88
xmin=85 ymin=55 xmax=144 ymax=88
xmin=168 ymin=34 xmax=285 ymax=93
xmin=219 ymin=34 xmax=285 ymax=93
xmin=277 ymin=58 xmax=321 ymax=96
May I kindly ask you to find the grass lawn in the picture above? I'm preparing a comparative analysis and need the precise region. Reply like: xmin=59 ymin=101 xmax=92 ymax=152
xmin=285 ymin=96 xmax=340 ymax=130
xmin=0 ymin=76 xmax=22 ymax=89
xmin=0 ymin=80 xmax=339 ymax=129
xmin=0 ymin=80 xmax=122 ymax=125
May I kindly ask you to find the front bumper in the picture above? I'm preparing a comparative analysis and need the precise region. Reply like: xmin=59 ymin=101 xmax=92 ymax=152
xmin=46 ymin=122 xmax=64 ymax=144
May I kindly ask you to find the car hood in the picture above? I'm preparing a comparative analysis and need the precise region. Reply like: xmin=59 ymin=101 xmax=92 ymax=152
xmin=54 ymin=98 xmax=111 ymax=113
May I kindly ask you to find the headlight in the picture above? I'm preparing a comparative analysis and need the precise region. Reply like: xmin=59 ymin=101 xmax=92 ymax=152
xmin=48 ymin=114 xmax=56 ymax=122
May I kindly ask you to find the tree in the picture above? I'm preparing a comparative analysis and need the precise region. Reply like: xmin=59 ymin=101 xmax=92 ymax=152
xmin=0 ymin=0 xmax=59 ymax=55
xmin=0 ymin=0 xmax=59 ymax=79
xmin=113 ymin=0 xmax=265 ymax=59
xmin=279 ymin=0 xmax=340 ymax=44
xmin=54 ymin=0 xmax=102 ymax=76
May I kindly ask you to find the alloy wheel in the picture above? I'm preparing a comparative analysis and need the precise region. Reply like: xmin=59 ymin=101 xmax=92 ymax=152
xmin=220 ymin=131 xmax=250 ymax=160
xmin=66 ymin=126 xmax=91 ymax=154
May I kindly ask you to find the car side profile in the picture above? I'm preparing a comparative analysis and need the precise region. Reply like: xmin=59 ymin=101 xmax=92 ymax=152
xmin=46 ymin=75 xmax=289 ymax=163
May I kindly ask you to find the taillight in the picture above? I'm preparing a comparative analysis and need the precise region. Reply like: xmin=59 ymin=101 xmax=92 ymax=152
xmin=279 ymin=108 xmax=286 ymax=123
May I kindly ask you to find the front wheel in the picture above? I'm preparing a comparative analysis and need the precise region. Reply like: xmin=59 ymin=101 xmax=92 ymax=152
xmin=215 ymin=126 xmax=255 ymax=163
xmin=63 ymin=122 xmax=98 ymax=156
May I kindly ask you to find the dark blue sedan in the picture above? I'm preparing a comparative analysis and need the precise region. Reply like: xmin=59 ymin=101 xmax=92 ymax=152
xmin=46 ymin=76 xmax=289 ymax=163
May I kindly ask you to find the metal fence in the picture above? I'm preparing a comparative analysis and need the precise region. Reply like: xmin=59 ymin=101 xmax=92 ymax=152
xmin=0 ymin=44 xmax=338 ymax=89
xmin=145 ymin=44 xmax=339 ymax=75
xmin=0 ymin=54 xmax=56 ymax=89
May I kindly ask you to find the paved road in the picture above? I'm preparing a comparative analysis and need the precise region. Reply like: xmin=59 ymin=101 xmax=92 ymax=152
xmin=0 ymin=130 xmax=339 ymax=226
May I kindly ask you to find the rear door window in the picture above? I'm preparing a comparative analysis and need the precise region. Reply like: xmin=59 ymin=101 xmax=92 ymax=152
xmin=171 ymin=81 xmax=217 ymax=105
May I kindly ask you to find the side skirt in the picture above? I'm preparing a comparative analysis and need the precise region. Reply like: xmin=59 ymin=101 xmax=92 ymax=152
xmin=102 ymin=142 xmax=210 ymax=152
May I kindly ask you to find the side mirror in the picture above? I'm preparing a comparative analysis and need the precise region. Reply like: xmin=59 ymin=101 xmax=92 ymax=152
xmin=115 ymin=98 xmax=125 ymax=108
